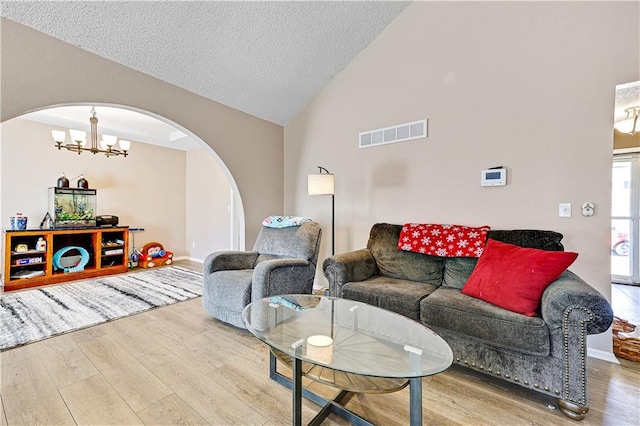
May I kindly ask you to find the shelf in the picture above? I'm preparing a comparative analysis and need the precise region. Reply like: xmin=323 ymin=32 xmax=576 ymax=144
xmin=4 ymin=227 xmax=129 ymax=291
xmin=11 ymin=262 xmax=46 ymax=268
xmin=11 ymin=250 xmax=47 ymax=255
xmin=52 ymin=266 xmax=97 ymax=275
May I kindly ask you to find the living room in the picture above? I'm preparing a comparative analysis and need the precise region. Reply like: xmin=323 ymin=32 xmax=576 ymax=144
xmin=1 ymin=1 xmax=639 ymax=425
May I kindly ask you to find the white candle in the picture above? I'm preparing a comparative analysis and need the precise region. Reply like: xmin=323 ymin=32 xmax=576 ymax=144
xmin=306 ymin=335 xmax=334 ymax=364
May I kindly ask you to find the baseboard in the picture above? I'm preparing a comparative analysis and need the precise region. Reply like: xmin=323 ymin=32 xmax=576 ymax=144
xmin=587 ymin=348 xmax=620 ymax=364
xmin=179 ymin=256 xmax=204 ymax=263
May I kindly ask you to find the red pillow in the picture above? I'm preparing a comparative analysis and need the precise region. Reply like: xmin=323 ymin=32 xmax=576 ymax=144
xmin=461 ymin=239 xmax=578 ymax=316
xmin=397 ymin=223 xmax=490 ymax=257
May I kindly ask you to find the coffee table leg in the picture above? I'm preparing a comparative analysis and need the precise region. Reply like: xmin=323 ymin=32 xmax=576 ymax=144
xmin=293 ymin=357 xmax=302 ymax=426
xmin=409 ymin=377 xmax=422 ymax=426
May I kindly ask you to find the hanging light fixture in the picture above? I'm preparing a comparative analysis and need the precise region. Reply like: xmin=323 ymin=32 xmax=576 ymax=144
xmin=614 ymin=106 xmax=640 ymax=136
xmin=52 ymin=107 xmax=130 ymax=157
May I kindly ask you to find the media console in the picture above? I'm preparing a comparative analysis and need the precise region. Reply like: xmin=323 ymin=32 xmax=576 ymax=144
xmin=2 ymin=227 xmax=129 ymax=292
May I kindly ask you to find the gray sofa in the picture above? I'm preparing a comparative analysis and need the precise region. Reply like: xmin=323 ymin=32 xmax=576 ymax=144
xmin=323 ymin=223 xmax=613 ymax=421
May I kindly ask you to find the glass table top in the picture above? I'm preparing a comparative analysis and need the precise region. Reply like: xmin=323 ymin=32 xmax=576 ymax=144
xmin=242 ymin=294 xmax=453 ymax=379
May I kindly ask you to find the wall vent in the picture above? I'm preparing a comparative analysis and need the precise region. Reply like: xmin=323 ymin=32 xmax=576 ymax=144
xmin=359 ymin=119 xmax=428 ymax=149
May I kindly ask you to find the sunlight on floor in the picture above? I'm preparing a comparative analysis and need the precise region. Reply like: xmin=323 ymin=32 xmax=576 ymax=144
xmin=611 ymin=283 xmax=640 ymax=325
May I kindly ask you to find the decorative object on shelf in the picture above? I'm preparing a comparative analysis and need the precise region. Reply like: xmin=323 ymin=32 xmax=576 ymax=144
xmin=57 ymin=172 xmax=70 ymax=188
xmin=57 ymin=173 xmax=90 ymax=189
xmin=51 ymin=107 xmax=130 ymax=157
xmin=76 ymin=174 xmax=89 ymax=189
xmin=308 ymin=166 xmax=335 ymax=255
xmin=52 ymin=246 xmax=91 ymax=273
xmin=615 ymin=105 xmax=640 ymax=135
xmin=39 ymin=212 xmax=54 ymax=229
xmin=14 ymin=244 xmax=29 ymax=252
xmin=35 ymin=237 xmax=47 ymax=252
xmin=9 ymin=213 xmax=28 ymax=231
xmin=14 ymin=257 xmax=43 ymax=265
xmin=96 ymin=215 xmax=119 ymax=227
xmin=137 ymin=241 xmax=173 ymax=268
xmin=48 ymin=187 xmax=97 ymax=228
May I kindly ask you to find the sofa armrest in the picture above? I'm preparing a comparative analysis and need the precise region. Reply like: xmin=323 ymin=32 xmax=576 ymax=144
xmin=541 ymin=270 xmax=613 ymax=336
xmin=540 ymin=270 xmax=613 ymax=409
xmin=203 ymin=251 xmax=259 ymax=274
xmin=322 ymin=249 xmax=377 ymax=297
xmin=251 ymin=258 xmax=315 ymax=300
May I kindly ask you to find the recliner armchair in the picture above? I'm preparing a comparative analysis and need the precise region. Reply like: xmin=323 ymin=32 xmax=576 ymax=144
xmin=202 ymin=221 xmax=322 ymax=328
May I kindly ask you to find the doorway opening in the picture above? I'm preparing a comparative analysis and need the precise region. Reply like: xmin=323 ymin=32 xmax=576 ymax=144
xmin=611 ymin=154 xmax=639 ymax=284
xmin=1 ymin=104 xmax=244 ymax=265
xmin=611 ymin=81 xmax=640 ymax=328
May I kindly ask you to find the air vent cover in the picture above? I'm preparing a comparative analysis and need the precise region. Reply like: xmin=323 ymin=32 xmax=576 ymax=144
xmin=359 ymin=119 xmax=428 ymax=149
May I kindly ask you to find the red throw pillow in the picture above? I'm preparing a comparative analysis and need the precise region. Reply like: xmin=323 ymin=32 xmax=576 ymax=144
xmin=397 ymin=223 xmax=490 ymax=257
xmin=461 ymin=239 xmax=578 ymax=316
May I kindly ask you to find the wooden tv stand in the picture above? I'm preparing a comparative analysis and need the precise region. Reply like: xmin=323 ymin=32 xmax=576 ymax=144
xmin=3 ymin=227 xmax=129 ymax=292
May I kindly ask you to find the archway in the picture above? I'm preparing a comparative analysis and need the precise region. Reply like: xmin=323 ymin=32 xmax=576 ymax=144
xmin=1 ymin=103 xmax=246 ymax=261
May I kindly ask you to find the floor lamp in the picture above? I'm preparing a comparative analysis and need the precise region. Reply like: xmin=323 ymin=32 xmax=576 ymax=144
xmin=308 ymin=166 xmax=335 ymax=255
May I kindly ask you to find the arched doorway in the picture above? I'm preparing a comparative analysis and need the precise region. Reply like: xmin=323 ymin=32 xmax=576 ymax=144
xmin=1 ymin=103 xmax=245 ymax=265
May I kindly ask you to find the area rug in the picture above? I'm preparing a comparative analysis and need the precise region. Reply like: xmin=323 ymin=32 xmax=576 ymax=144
xmin=0 ymin=266 xmax=203 ymax=351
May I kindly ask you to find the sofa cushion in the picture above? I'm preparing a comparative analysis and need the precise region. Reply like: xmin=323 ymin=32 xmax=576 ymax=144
xmin=442 ymin=257 xmax=478 ymax=289
xmin=421 ymin=287 xmax=550 ymax=356
xmin=487 ymin=229 xmax=564 ymax=251
xmin=461 ymin=239 xmax=578 ymax=316
xmin=343 ymin=276 xmax=439 ymax=321
xmin=368 ymin=223 xmax=444 ymax=283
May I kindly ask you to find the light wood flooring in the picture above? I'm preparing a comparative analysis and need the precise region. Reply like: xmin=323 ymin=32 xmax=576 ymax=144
xmin=612 ymin=283 xmax=640 ymax=325
xmin=1 ymin=261 xmax=639 ymax=425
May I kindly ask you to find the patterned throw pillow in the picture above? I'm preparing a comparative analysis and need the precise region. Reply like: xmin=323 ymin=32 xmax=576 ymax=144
xmin=262 ymin=215 xmax=312 ymax=228
xmin=397 ymin=223 xmax=491 ymax=258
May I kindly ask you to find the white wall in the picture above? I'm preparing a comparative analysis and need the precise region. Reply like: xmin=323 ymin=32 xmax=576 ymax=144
xmin=186 ymin=147 xmax=232 ymax=261
xmin=285 ymin=2 xmax=640 ymax=355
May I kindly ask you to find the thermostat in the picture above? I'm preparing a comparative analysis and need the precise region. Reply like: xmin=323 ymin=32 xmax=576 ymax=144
xmin=481 ymin=168 xmax=506 ymax=186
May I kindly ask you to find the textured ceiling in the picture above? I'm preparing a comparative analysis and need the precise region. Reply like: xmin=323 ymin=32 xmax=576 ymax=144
xmin=1 ymin=1 xmax=410 ymax=126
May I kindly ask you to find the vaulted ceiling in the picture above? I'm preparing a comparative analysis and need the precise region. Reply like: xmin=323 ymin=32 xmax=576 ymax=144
xmin=1 ymin=1 xmax=410 ymax=126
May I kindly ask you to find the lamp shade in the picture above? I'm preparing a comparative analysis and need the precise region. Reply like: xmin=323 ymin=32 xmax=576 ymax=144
xmin=52 ymin=130 xmax=66 ymax=144
xmin=102 ymin=134 xmax=117 ymax=147
xmin=69 ymin=129 xmax=86 ymax=144
xmin=615 ymin=118 xmax=636 ymax=134
xmin=119 ymin=140 xmax=131 ymax=151
xmin=308 ymin=173 xmax=334 ymax=195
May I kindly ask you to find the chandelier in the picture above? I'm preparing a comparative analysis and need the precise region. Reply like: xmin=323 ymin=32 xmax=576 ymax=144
xmin=51 ymin=107 xmax=130 ymax=157
xmin=615 ymin=106 xmax=640 ymax=136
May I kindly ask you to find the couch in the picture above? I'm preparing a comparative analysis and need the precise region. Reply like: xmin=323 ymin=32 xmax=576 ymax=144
xmin=322 ymin=223 xmax=613 ymax=420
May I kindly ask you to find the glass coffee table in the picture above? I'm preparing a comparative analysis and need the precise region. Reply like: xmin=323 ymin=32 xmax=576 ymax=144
xmin=242 ymin=294 xmax=453 ymax=426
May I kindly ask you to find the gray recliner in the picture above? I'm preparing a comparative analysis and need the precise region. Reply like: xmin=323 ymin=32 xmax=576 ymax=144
xmin=202 ymin=221 xmax=322 ymax=328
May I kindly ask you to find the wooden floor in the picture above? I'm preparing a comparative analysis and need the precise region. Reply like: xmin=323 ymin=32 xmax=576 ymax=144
xmin=612 ymin=283 xmax=640 ymax=325
xmin=1 ymin=261 xmax=639 ymax=425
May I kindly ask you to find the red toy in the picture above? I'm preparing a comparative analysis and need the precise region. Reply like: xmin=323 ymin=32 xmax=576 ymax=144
xmin=137 ymin=242 xmax=173 ymax=268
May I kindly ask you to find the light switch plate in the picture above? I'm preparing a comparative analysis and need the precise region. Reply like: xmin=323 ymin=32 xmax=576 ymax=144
xmin=559 ymin=203 xmax=571 ymax=217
